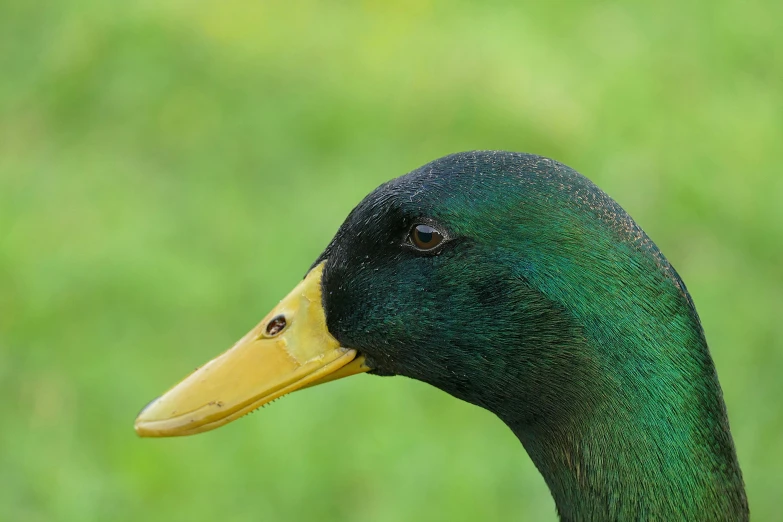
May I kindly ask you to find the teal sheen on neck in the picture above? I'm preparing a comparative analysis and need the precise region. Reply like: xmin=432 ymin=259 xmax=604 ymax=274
xmin=136 ymin=151 xmax=748 ymax=522
xmin=318 ymin=152 xmax=747 ymax=520
xmin=501 ymin=159 xmax=744 ymax=520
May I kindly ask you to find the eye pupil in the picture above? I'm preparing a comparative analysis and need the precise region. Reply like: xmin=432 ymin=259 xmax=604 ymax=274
xmin=411 ymin=224 xmax=444 ymax=250
xmin=417 ymin=228 xmax=433 ymax=243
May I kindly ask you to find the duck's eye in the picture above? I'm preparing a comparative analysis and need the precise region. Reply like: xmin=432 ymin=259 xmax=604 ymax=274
xmin=409 ymin=224 xmax=444 ymax=251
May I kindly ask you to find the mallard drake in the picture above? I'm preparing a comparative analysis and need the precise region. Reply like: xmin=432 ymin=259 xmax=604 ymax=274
xmin=135 ymin=151 xmax=748 ymax=521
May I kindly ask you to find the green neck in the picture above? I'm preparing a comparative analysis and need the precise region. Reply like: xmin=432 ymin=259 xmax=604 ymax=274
xmin=507 ymin=335 xmax=748 ymax=521
xmin=399 ymin=251 xmax=749 ymax=519
xmin=317 ymin=152 xmax=748 ymax=520
xmin=496 ymin=257 xmax=749 ymax=520
xmin=483 ymin=164 xmax=750 ymax=520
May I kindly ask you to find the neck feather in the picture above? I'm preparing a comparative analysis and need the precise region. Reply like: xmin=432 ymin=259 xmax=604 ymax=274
xmin=490 ymin=179 xmax=750 ymax=520
xmin=504 ymin=329 xmax=748 ymax=521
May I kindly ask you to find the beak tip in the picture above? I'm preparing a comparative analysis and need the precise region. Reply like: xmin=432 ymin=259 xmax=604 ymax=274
xmin=134 ymin=413 xmax=155 ymax=437
xmin=135 ymin=396 xmax=166 ymax=437
xmin=134 ymin=418 xmax=173 ymax=438
xmin=134 ymin=421 xmax=149 ymax=437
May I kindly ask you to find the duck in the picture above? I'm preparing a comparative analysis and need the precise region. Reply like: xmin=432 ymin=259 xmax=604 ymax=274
xmin=135 ymin=151 xmax=748 ymax=521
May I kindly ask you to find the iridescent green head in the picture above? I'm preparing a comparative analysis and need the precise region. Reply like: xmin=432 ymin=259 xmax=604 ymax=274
xmin=138 ymin=151 xmax=748 ymax=521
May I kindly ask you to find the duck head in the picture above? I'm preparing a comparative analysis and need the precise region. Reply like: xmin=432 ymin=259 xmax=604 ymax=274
xmin=136 ymin=151 xmax=747 ymax=520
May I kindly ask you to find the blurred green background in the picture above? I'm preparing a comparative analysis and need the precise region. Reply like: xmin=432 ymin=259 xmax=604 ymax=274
xmin=1 ymin=0 xmax=781 ymax=520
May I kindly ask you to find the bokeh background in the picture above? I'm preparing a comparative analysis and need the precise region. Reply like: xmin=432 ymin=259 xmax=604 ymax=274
xmin=2 ymin=1 xmax=781 ymax=520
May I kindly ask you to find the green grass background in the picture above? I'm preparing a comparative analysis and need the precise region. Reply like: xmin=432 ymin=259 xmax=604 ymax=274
xmin=1 ymin=0 xmax=781 ymax=520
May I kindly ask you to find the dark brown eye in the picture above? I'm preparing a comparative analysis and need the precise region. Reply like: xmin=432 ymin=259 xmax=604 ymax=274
xmin=410 ymin=224 xmax=444 ymax=251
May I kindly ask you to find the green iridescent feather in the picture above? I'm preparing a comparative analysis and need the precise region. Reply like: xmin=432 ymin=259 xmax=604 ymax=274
xmin=314 ymin=151 xmax=747 ymax=521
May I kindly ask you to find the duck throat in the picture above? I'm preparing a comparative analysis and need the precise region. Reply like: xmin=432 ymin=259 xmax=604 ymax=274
xmin=502 ymin=341 xmax=749 ymax=522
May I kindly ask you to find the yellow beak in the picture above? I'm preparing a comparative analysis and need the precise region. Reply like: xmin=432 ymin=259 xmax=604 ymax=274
xmin=134 ymin=261 xmax=369 ymax=437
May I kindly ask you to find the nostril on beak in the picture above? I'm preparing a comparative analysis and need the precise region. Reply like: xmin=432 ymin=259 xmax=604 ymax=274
xmin=266 ymin=315 xmax=287 ymax=336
